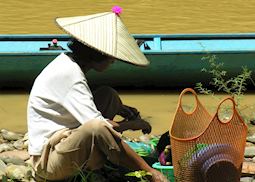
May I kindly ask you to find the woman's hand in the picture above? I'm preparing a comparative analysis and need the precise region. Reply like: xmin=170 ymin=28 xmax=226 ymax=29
xmin=113 ymin=104 xmax=152 ymax=133
xmin=113 ymin=118 xmax=152 ymax=134
xmin=126 ymin=118 xmax=152 ymax=134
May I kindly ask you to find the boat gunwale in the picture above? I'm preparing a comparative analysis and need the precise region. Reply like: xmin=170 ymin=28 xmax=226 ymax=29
xmin=1 ymin=50 xmax=255 ymax=55
xmin=1 ymin=33 xmax=255 ymax=55
xmin=2 ymin=33 xmax=255 ymax=40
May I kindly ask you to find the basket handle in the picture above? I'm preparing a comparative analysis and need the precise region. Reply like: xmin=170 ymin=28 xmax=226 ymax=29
xmin=178 ymin=88 xmax=199 ymax=114
xmin=216 ymin=96 xmax=236 ymax=124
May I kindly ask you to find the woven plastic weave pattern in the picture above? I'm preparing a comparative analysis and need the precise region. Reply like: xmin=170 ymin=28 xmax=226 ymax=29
xmin=170 ymin=88 xmax=247 ymax=182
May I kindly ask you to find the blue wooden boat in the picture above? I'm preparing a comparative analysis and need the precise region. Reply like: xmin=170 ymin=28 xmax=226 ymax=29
xmin=1 ymin=33 xmax=255 ymax=89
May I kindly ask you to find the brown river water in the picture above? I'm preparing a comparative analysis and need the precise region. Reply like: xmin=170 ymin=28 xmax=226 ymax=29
xmin=1 ymin=0 xmax=255 ymax=137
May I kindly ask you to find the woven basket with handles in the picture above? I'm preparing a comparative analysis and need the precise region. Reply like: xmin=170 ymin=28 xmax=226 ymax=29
xmin=170 ymin=88 xmax=247 ymax=182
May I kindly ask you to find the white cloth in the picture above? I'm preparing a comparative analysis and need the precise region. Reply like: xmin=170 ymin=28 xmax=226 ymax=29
xmin=27 ymin=53 xmax=109 ymax=155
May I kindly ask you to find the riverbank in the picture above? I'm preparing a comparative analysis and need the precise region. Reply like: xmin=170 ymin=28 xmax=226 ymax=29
xmin=0 ymin=125 xmax=254 ymax=181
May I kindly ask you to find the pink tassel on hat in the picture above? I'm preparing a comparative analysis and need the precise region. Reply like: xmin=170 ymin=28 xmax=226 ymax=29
xmin=112 ymin=6 xmax=122 ymax=15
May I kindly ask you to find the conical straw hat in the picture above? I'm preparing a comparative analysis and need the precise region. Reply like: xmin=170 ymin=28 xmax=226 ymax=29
xmin=55 ymin=9 xmax=149 ymax=66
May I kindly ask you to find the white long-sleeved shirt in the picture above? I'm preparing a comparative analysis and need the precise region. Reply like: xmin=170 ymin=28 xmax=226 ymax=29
xmin=27 ymin=53 xmax=108 ymax=155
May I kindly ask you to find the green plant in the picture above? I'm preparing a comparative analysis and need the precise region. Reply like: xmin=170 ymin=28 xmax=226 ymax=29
xmin=1 ymin=175 xmax=8 ymax=182
xmin=195 ymin=54 xmax=255 ymax=122
xmin=125 ymin=170 xmax=152 ymax=182
xmin=68 ymin=163 xmax=96 ymax=182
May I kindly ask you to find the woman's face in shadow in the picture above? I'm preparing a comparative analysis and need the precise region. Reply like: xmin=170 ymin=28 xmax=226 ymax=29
xmin=91 ymin=57 xmax=115 ymax=72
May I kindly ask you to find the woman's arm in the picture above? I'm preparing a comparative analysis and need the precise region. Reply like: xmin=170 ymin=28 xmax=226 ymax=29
xmin=107 ymin=119 xmax=152 ymax=134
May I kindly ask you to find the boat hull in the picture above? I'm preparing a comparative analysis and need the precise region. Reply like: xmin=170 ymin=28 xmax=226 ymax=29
xmin=0 ymin=54 xmax=57 ymax=88
xmin=1 ymin=34 xmax=255 ymax=89
xmin=87 ymin=52 xmax=255 ymax=88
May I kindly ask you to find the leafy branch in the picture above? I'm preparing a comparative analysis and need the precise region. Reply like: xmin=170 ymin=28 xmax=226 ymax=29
xmin=195 ymin=54 xmax=255 ymax=122
xmin=125 ymin=170 xmax=152 ymax=182
xmin=195 ymin=54 xmax=253 ymax=107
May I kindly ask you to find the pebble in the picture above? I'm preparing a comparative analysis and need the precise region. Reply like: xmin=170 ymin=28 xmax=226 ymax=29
xmin=5 ymin=164 xmax=33 ymax=180
xmin=0 ymin=159 xmax=7 ymax=172
xmin=240 ymin=177 xmax=255 ymax=182
xmin=0 ymin=143 xmax=14 ymax=153
xmin=244 ymin=146 xmax=255 ymax=158
xmin=247 ymin=135 xmax=255 ymax=143
xmin=1 ymin=129 xmax=23 ymax=141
